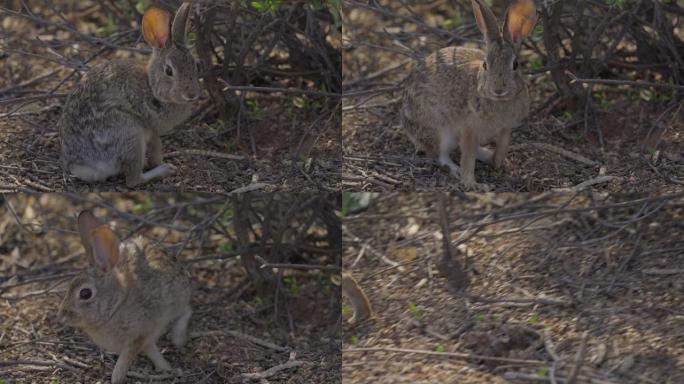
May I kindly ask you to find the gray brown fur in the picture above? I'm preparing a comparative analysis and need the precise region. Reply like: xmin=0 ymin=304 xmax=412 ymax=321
xmin=401 ymin=0 xmax=537 ymax=190
xmin=59 ymin=3 xmax=200 ymax=187
xmin=59 ymin=211 xmax=192 ymax=384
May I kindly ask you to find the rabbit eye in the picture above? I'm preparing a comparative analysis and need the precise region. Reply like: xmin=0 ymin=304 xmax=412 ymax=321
xmin=165 ymin=64 xmax=174 ymax=77
xmin=482 ymin=61 xmax=487 ymax=70
xmin=79 ymin=288 xmax=92 ymax=300
xmin=513 ymin=60 xmax=518 ymax=70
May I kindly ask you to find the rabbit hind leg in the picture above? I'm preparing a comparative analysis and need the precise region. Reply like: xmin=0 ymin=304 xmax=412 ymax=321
xmin=170 ymin=307 xmax=192 ymax=348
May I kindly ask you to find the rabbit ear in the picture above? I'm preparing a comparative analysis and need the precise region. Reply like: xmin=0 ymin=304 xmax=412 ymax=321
xmin=171 ymin=2 xmax=192 ymax=45
xmin=471 ymin=0 xmax=501 ymax=43
xmin=143 ymin=7 xmax=172 ymax=49
xmin=89 ymin=226 xmax=120 ymax=272
xmin=77 ymin=210 xmax=119 ymax=272
xmin=503 ymin=0 xmax=538 ymax=47
xmin=78 ymin=210 xmax=102 ymax=262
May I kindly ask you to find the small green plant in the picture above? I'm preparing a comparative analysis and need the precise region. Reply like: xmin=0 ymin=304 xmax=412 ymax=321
xmin=408 ymin=303 xmax=421 ymax=318
xmin=186 ymin=31 xmax=197 ymax=46
xmin=293 ymin=96 xmax=323 ymax=111
xmin=135 ymin=0 xmax=149 ymax=14
xmin=592 ymin=91 xmax=610 ymax=108
xmin=607 ymin=0 xmax=626 ymax=8
xmin=246 ymin=99 xmax=264 ymax=117
xmin=529 ymin=56 xmax=544 ymax=71
xmin=527 ymin=313 xmax=541 ymax=324
xmin=250 ymin=0 xmax=282 ymax=13
xmin=96 ymin=16 xmax=117 ymax=37
xmin=435 ymin=345 xmax=446 ymax=353
xmin=308 ymin=0 xmax=341 ymax=29
xmin=532 ymin=24 xmax=543 ymax=40
xmin=557 ymin=110 xmax=573 ymax=122
xmin=342 ymin=305 xmax=352 ymax=317
xmin=132 ymin=195 xmax=153 ymax=213
xmin=443 ymin=12 xmax=464 ymax=30
xmin=284 ymin=276 xmax=300 ymax=294
xmin=639 ymin=89 xmax=654 ymax=102
xmin=350 ymin=335 xmax=359 ymax=344
xmin=536 ymin=367 xmax=549 ymax=377
xmin=217 ymin=242 xmax=233 ymax=254
xmin=341 ymin=192 xmax=376 ymax=216
xmin=209 ymin=119 xmax=226 ymax=131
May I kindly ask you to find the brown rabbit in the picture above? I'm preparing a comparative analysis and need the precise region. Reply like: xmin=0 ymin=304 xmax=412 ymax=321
xmin=401 ymin=0 xmax=538 ymax=190
xmin=59 ymin=3 xmax=201 ymax=187
xmin=58 ymin=210 xmax=192 ymax=384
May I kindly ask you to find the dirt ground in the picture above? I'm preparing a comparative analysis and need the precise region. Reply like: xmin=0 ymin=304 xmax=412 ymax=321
xmin=0 ymin=2 xmax=341 ymax=193
xmin=0 ymin=194 xmax=341 ymax=383
xmin=342 ymin=1 xmax=684 ymax=193
xmin=342 ymin=193 xmax=684 ymax=384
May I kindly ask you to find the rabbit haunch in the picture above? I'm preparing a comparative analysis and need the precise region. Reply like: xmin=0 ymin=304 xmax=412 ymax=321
xmin=58 ymin=210 xmax=192 ymax=384
xmin=401 ymin=0 xmax=538 ymax=190
xmin=58 ymin=3 xmax=200 ymax=187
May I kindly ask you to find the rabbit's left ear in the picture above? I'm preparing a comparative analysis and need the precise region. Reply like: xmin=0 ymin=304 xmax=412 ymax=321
xmin=503 ymin=0 xmax=537 ymax=47
xmin=143 ymin=7 xmax=172 ymax=49
xmin=89 ymin=226 xmax=120 ymax=273
xmin=77 ymin=210 xmax=119 ymax=272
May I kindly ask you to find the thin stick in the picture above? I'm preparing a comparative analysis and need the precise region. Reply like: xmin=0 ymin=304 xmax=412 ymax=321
xmin=259 ymin=262 xmax=341 ymax=272
xmin=553 ymin=175 xmax=622 ymax=192
xmin=191 ymin=330 xmax=289 ymax=352
xmin=567 ymin=331 xmax=589 ymax=384
xmin=241 ymin=359 xmax=310 ymax=380
xmin=222 ymin=85 xmax=340 ymax=98
xmin=569 ymin=76 xmax=684 ymax=91
xmin=343 ymin=86 xmax=403 ymax=98
xmin=164 ymin=149 xmax=245 ymax=160
xmin=343 ymin=347 xmax=546 ymax=365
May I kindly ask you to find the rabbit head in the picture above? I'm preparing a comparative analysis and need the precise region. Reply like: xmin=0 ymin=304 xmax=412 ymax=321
xmin=472 ymin=0 xmax=537 ymax=100
xmin=143 ymin=3 xmax=201 ymax=104
xmin=58 ymin=210 xmax=125 ymax=329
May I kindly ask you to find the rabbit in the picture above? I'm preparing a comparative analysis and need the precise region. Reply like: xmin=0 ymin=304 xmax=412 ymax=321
xmin=58 ymin=3 xmax=201 ymax=188
xmin=58 ymin=210 xmax=192 ymax=384
xmin=401 ymin=0 xmax=538 ymax=191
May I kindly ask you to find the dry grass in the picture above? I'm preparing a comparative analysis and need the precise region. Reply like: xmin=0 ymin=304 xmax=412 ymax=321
xmin=342 ymin=193 xmax=684 ymax=383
